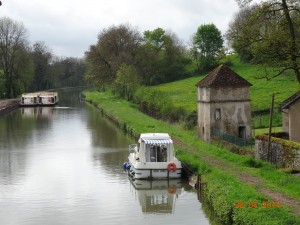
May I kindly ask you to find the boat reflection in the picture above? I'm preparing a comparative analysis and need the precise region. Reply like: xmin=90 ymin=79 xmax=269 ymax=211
xmin=130 ymin=179 xmax=183 ymax=214
xmin=21 ymin=107 xmax=55 ymax=118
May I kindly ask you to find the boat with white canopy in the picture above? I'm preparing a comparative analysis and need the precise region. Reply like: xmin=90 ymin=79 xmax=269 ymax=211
xmin=125 ymin=133 xmax=182 ymax=180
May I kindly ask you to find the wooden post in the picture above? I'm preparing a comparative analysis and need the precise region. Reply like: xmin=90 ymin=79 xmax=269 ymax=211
xmin=267 ymin=94 xmax=275 ymax=162
xmin=196 ymin=174 xmax=201 ymax=190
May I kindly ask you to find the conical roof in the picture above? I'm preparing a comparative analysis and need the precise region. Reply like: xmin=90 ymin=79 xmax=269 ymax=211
xmin=195 ymin=64 xmax=252 ymax=88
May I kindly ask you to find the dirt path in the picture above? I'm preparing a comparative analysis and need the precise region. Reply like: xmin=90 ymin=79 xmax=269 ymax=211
xmin=172 ymin=138 xmax=300 ymax=216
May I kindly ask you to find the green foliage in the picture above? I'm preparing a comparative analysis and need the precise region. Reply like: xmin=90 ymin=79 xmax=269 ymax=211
xmin=242 ymin=157 xmax=264 ymax=168
xmin=85 ymin=24 xmax=142 ymax=88
xmin=183 ymin=110 xmax=197 ymax=129
xmin=85 ymin=25 xmax=191 ymax=88
xmin=0 ymin=17 xmax=85 ymax=99
xmin=192 ymin=23 xmax=224 ymax=71
xmin=113 ymin=64 xmax=140 ymax=100
xmin=255 ymin=127 xmax=282 ymax=136
xmin=143 ymin=28 xmax=167 ymax=52
xmin=140 ymin=28 xmax=191 ymax=85
xmin=30 ymin=41 xmax=53 ymax=91
xmin=227 ymin=1 xmax=300 ymax=82
xmin=256 ymin=134 xmax=300 ymax=149
xmin=133 ymin=86 xmax=187 ymax=122
xmin=0 ymin=70 xmax=5 ymax=98
xmin=0 ymin=17 xmax=30 ymax=98
xmin=253 ymin=113 xmax=282 ymax=129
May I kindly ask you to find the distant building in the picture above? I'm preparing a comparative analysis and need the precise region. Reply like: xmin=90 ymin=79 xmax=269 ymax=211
xmin=195 ymin=64 xmax=252 ymax=142
xmin=280 ymin=91 xmax=300 ymax=143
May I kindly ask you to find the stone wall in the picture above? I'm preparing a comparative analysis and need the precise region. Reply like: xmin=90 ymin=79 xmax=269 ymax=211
xmin=255 ymin=135 xmax=300 ymax=168
xmin=0 ymin=99 xmax=19 ymax=116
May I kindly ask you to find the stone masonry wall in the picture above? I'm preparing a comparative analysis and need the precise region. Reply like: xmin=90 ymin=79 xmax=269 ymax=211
xmin=255 ymin=135 xmax=300 ymax=168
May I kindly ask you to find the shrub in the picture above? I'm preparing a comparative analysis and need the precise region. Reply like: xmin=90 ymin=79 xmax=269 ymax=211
xmin=134 ymin=86 xmax=187 ymax=122
xmin=184 ymin=110 xmax=198 ymax=129
xmin=242 ymin=157 xmax=263 ymax=168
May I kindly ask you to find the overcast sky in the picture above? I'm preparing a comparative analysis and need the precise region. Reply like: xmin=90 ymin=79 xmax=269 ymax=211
xmin=1 ymin=0 xmax=239 ymax=58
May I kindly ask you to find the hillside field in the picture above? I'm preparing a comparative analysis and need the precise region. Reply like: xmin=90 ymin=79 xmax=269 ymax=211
xmin=150 ymin=55 xmax=300 ymax=128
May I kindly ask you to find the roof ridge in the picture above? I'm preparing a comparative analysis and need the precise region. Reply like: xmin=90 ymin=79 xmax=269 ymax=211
xmin=280 ymin=90 xmax=300 ymax=109
xmin=195 ymin=64 xmax=252 ymax=88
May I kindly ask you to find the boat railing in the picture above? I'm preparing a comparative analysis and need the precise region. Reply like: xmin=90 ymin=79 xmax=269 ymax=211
xmin=129 ymin=144 xmax=137 ymax=153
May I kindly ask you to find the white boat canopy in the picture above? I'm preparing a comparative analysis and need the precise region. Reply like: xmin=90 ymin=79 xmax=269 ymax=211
xmin=143 ymin=139 xmax=173 ymax=145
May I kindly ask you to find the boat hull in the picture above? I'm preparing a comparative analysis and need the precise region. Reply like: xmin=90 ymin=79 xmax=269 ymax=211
xmin=128 ymin=158 xmax=182 ymax=180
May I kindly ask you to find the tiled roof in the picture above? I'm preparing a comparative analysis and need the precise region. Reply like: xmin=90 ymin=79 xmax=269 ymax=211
xmin=195 ymin=64 xmax=252 ymax=88
xmin=280 ymin=91 xmax=300 ymax=109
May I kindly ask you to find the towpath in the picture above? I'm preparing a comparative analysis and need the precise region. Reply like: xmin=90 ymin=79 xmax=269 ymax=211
xmin=172 ymin=138 xmax=300 ymax=216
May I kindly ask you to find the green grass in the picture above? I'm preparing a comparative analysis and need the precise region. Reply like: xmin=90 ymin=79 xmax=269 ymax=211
xmin=84 ymin=90 xmax=300 ymax=224
xmin=255 ymin=127 xmax=282 ymax=136
xmin=150 ymin=55 xmax=300 ymax=128
xmin=229 ymin=55 xmax=300 ymax=111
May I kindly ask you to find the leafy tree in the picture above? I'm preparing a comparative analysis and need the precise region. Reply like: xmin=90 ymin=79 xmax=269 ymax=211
xmin=113 ymin=63 xmax=140 ymax=100
xmin=31 ymin=41 xmax=53 ymax=91
xmin=59 ymin=57 xmax=85 ymax=87
xmin=226 ymin=5 xmax=258 ymax=62
xmin=139 ymin=28 xmax=190 ymax=84
xmin=144 ymin=28 xmax=168 ymax=53
xmin=228 ymin=0 xmax=300 ymax=82
xmin=13 ymin=45 xmax=34 ymax=94
xmin=192 ymin=24 xmax=224 ymax=71
xmin=85 ymin=24 xmax=142 ymax=89
xmin=0 ymin=17 xmax=30 ymax=97
xmin=0 ymin=70 xmax=5 ymax=98
xmin=48 ymin=56 xmax=85 ymax=88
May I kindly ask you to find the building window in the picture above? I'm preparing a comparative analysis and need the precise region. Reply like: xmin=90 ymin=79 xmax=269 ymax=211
xmin=215 ymin=108 xmax=221 ymax=120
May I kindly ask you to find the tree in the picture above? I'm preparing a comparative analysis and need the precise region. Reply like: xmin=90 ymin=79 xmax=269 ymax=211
xmin=228 ymin=0 xmax=300 ymax=82
xmin=0 ymin=70 xmax=5 ymax=98
xmin=144 ymin=28 xmax=168 ymax=53
xmin=59 ymin=57 xmax=85 ymax=87
xmin=113 ymin=63 xmax=140 ymax=100
xmin=0 ymin=17 xmax=30 ymax=97
xmin=226 ymin=5 xmax=259 ymax=62
xmin=31 ymin=41 xmax=53 ymax=91
xmin=85 ymin=24 xmax=142 ymax=89
xmin=192 ymin=24 xmax=224 ymax=71
xmin=13 ymin=45 xmax=34 ymax=94
xmin=139 ymin=28 xmax=190 ymax=84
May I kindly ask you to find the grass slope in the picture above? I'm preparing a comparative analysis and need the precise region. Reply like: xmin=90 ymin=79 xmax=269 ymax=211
xmin=151 ymin=55 xmax=300 ymax=128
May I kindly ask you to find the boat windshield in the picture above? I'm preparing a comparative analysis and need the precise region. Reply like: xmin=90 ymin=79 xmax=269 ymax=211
xmin=146 ymin=144 xmax=167 ymax=162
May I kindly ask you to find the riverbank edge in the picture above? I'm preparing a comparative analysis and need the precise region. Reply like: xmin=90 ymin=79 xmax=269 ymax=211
xmin=0 ymin=99 xmax=20 ymax=117
xmin=83 ymin=91 xmax=300 ymax=225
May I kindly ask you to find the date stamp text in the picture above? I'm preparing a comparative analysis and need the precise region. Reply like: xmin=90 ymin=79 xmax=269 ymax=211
xmin=234 ymin=200 xmax=281 ymax=209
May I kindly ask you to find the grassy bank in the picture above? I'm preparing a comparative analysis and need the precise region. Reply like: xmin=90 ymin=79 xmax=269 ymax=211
xmin=84 ymin=90 xmax=300 ymax=225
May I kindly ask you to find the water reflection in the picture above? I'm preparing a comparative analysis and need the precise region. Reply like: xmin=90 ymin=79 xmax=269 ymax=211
xmin=130 ymin=179 xmax=182 ymax=214
xmin=86 ymin=103 xmax=131 ymax=148
xmin=21 ymin=107 xmax=55 ymax=119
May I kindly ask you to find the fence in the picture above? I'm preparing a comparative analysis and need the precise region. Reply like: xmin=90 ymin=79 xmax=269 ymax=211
xmin=211 ymin=128 xmax=254 ymax=147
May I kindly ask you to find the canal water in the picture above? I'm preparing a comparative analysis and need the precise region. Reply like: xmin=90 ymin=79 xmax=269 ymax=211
xmin=0 ymin=88 xmax=215 ymax=225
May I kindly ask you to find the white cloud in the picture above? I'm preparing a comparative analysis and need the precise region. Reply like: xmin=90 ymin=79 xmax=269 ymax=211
xmin=1 ymin=0 xmax=239 ymax=58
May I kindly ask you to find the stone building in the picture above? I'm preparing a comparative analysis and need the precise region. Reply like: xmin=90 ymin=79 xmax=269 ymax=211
xmin=280 ymin=91 xmax=300 ymax=143
xmin=195 ymin=64 xmax=252 ymax=142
